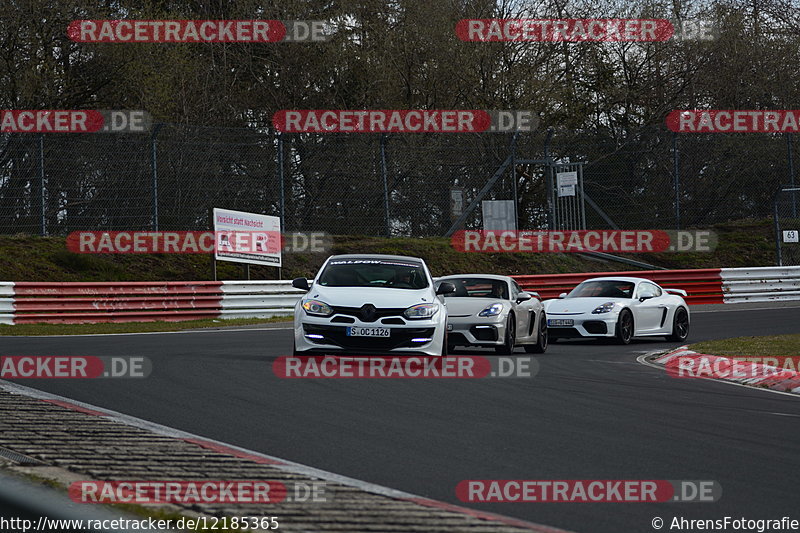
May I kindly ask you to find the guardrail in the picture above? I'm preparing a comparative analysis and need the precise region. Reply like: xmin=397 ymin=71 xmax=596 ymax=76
xmin=514 ymin=269 xmax=724 ymax=304
xmin=721 ymin=266 xmax=800 ymax=303
xmin=0 ymin=266 xmax=796 ymax=325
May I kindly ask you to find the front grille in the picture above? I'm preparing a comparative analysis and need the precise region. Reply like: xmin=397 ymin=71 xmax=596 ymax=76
xmin=303 ymin=324 xmax=435 ymax=351
xmin=332 ymin=306 xmax=406 ymax=323
xmin=583 ymin=321 xmax=608 ymax=334
xmin=448 ymin=332 xmax=468 ymax=346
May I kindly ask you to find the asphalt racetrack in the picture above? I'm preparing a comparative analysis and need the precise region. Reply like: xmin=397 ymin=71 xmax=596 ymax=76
xmin=3 ymin=303 xmax=800 ymax=533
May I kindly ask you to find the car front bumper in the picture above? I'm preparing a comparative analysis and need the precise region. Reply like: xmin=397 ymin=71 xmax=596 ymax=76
xmin=446 ymin=315 xmax=508 ymax=347
xmin=546 ymin=313 xmax=619 ymax=338
xmin=294 ymin=313 xmax=447 ymax=356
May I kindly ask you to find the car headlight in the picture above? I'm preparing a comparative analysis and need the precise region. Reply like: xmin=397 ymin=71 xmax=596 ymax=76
xmin=592 ymin=302 xmax=616 ymax=314
xmin=478 ymin=303 xmax=504 ymax=317
xmin=302 ymin=299 xmax=333 ymax=317
xmin=404 ymin=303 xmax=439 ymax=319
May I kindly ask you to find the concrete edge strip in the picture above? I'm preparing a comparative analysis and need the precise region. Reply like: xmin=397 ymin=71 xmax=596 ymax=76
xmin=638 ymin=347 xmax=800 ymax=398
xmin=0 ymin=379 xmax=573 ymax=533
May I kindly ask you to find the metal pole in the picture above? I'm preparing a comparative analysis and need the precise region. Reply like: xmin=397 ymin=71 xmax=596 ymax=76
xmin=774 ymin=190 xmax=783 ymax=266
xmin=673 ymin=131 xmax=680 ymax=230
xmin=277 ymin=133 xmax=285 ymax=231
xmin=380 ymin=133 xmax=390 ymax=236
xmin=38 ymin=134 xmax=45 ymax=236
xmin=150 ymin=123 xmax=163 ymax=231
xmin=543 ymin=127 xmax=554 ymax=230
xmin=511 ymin=132 xmax=519 ymax=230
xmin=787 ymin=133 xmax=796 ymax=217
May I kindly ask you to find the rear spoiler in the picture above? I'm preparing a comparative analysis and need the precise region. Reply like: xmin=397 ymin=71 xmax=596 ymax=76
xmin=664 ymin=288 xmax=688 ymax=297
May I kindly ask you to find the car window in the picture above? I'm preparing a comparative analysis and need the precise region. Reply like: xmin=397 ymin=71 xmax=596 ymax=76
xmin=568 ymin=280 xmax=635 ymax=299
xmin=442 ymin=278 xmax=509 ymax=299
xmin=318 ymin=258 xmax=428 ymax=289
xmin=637 ymin=282 xmax=662 ymax=299
xmin=511 ymin=281 xmax=523 ymax=299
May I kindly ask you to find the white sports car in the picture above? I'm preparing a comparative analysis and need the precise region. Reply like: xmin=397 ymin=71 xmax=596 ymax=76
xmin=542 ymin=277 xmax=690 ymax=344
xmin=436 ymin=274 xmax=547 ymax=354
xmin=292 ymin=254 xmax=454 ymax=356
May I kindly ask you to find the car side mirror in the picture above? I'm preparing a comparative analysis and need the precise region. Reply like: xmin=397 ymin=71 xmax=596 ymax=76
xmin=516 ymin=292 xmax=532 ymax=302
xmin=436 ymin=281 xmax=456 ymax=295
xmin=292 ymin=277 xmax=310 ymax=291
xmin=558 ymin=292 xmax=567 ymax=299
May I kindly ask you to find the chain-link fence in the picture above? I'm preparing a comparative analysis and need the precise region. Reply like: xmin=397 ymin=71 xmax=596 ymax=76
xmin=0 ymin=125 xmax=796 ymax=237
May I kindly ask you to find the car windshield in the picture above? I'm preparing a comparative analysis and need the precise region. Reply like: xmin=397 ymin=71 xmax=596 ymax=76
xmin=317 ymin=258 xmax=428 ymax=289
xmin=567 ymin=280 xmax=635 ymax=299
xmin=441 ymin=278 xmax=509 ymax=299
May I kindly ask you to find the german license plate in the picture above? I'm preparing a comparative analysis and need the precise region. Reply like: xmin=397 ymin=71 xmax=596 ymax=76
xmin=548 ymin=319 xmax=574 ymax=327
xmin=347 ymin=327 xmax=390 ymax=337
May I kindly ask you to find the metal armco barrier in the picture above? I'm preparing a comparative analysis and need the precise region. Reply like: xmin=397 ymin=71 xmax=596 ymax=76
xmin=10 ymin=282 xmax=223 ymax=324
xmin=721 ymin=266 xmax=800 ymax=303
xmin=513 ymin=269 xmax=725 ymax=304
xmin=1 ymin=267 xmax=798 ymax=325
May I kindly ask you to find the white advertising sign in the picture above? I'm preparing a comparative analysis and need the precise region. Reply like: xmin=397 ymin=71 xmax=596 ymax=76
xmin=213 ymin=208 xmax=282 ymax=267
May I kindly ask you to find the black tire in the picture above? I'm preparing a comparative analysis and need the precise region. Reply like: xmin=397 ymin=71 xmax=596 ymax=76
xmin=495 ymin=314 xmax=515 ymax=354
xmin=667 ymin=307 xmax=690 ymax=341
xmin=525 ymin=312 xmax=548 ymax=353
xmin=614 ymin=309 xmax=634 ymax=345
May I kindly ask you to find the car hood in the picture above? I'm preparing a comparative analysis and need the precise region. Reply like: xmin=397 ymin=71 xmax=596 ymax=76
xmin=544 ymin=297 xmax=629 ymax=314
xmin=306 ymin=285 xmax=436 ymax=308
xmin=445 ymin=298 xmax=506 ymax=317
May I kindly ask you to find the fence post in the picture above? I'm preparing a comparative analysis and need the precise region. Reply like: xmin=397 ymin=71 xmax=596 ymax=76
xmin=150 ymin=123 xmax=163 ymax=231
xmin=38 ymin=134 xmax=46 ymax=236
xmin=277 ymin=132 xmax=285 ymax=230
xmin=774 ymin=190 xmax=783 ymax=266
xmin=380 ymin=133 xmax=390 ymax=237
xmin=787 ymin=133 xmax=796 ymax=217
xmin=672 ymin=131 xmax=681 ymax=230
xmin=510 ymin=132 xmax=519 ymax=230
xmin=543 ymin=128 xmax=554 ymax=229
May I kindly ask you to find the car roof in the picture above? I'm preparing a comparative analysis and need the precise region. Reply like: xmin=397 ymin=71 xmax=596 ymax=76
xmin=438 ymin=274 xmax=512 ymax=282
xmin=581 ymin=276 xmax=653 ymax=284
xmin=326 ymin=254 xmax=424 ymax=263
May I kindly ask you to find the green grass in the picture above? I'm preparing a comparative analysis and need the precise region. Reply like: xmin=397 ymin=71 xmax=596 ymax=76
xmin=690 ymin=334 xmax=800 ymax=357
xmin=0 ymin=316 xmax=290 ymax=336
xmin=0 ymin=218 xmax=780 ymax=283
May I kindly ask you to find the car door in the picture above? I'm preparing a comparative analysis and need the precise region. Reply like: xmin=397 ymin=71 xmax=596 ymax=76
xmin=511 ymin=280 xmax=535 ymax=341
xmin=633 ymin=282 xmax=666 ymax=332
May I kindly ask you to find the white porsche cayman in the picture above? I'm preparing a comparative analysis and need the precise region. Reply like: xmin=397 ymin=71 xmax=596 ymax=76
xmin=291 ymin=254 xmax=454 ymax=356
xmin=542 ymin=277 xmax=690 ymax=344
xmin=436 ymin=274 xmax=547 ymax=354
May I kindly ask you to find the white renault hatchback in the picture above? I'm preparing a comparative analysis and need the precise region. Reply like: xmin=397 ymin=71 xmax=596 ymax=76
xmin=291 ymin=254 xmax=454 ymax=355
